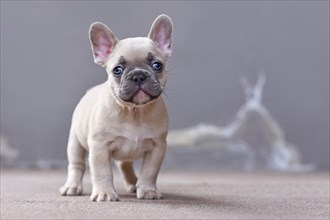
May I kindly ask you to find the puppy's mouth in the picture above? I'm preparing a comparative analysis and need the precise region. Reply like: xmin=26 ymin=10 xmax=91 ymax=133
xmin=132 ymin=88 xmax=152 ymax=105
xmin=119 ymin=86 xmax=161 ymax=105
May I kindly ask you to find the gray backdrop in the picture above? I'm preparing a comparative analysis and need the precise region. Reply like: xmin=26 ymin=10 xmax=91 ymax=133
xmin=1 ymin=1 xmax=329 ymax=170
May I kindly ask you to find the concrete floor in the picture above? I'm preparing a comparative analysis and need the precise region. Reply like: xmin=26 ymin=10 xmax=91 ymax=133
xmin=0 ymin=170 xmax=329 ymax=219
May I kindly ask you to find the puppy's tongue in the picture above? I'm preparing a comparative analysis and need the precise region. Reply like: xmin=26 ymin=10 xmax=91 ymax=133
xmin=133 ymin=90 xmax=150 ymax=104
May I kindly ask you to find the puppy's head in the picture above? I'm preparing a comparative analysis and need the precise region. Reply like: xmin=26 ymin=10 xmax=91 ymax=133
xmin=89 ymin=14 xmax=173 ymax=106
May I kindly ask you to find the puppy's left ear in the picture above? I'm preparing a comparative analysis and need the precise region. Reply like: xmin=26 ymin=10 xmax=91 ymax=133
xmin=148 ymin=14 xmax=173 ymax=57
xmin=89 ymin=22 xmax=118 ymax=67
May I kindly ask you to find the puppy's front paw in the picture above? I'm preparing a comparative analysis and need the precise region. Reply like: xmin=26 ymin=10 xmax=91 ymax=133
xmin=90 ymin=188 xmax=119 ymax=202
xmin=59 ymin=184 xmax=83 ymax=196
xmin=137 ymin=186 xmax=163 ymax=200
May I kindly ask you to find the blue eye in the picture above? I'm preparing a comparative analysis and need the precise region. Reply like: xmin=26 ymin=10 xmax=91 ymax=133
xmin=152 ymin=62 xmax=163 ymax=71
xmin=113 ymin=66 xmax=123 ymax=76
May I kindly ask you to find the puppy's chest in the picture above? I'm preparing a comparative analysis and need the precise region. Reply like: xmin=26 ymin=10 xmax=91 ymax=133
xmin=111 ymin=123 xmax=158 ymax=160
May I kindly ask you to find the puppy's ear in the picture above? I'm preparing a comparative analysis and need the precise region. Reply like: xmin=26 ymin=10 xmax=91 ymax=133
xmin=89 ymin=22 xmax=118 ymax=67
xmin=148 ymin=14 xmax=173 ymax=57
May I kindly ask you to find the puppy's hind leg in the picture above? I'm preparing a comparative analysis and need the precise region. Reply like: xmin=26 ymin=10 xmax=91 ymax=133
xmin=116 ymin=161 xmax=138 ymax=193
xmin=60 ymin=130 xmax=86 ymax=196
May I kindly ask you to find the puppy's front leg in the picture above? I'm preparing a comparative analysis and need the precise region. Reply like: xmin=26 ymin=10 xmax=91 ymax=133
xmin=60 ymin=132 xmax=86 ymax=196
xmin=89 ymin=140 xmax=119 ymax=202
xmin=136 ymin=141 xmax=166 ymax=200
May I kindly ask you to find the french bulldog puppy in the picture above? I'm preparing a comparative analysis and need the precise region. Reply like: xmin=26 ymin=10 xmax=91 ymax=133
xmin=59 ymin=14 xmax=173 ymax=202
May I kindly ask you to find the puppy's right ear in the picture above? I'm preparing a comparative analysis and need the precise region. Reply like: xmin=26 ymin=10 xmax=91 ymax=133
xmin=148 ymin=14 xmax=173 ymax=57
xmin=89 ymin=22 xmax=118 ymax=67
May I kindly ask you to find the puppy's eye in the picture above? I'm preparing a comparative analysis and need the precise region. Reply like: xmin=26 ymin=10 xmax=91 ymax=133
xmin=152 ymin=62 xmax=163 ymax=71
xmin=113 ymin=66 xmax=123 ymax=76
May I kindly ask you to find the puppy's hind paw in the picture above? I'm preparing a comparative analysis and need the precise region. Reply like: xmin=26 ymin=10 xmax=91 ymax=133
xmin=59 ymin=184 xmax=83 ymax=196
xmin=126 ymin=184 xmax=137 ymax=193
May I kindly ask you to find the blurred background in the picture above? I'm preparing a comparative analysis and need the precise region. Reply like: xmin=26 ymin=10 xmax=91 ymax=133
xmin=1 ymin=1 xmax=329 ymax=171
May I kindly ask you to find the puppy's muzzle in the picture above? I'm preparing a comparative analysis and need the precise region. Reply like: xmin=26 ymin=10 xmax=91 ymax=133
xmin=119 ymin=69 xmax=162 ymax=105
xmin=130 ymin=71 xmax=148 ymax=85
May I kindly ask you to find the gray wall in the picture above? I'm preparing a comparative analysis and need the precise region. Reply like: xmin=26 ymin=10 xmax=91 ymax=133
xmin=1 ymin=1 xmax=329 ymax=169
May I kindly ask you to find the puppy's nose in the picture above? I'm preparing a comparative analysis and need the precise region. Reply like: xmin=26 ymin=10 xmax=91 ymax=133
xmin=131 ymin=71 xmax=147 ymax=84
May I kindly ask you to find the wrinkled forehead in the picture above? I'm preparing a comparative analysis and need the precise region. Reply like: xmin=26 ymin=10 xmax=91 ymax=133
xmin=110 ymin=37 xmax=166 ymax=64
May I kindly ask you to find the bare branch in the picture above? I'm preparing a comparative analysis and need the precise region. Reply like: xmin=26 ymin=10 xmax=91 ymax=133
xmin=167 ymin=74 xmax=311 ymax=171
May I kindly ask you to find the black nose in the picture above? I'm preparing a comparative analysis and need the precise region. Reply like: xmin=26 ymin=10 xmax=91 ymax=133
xmin=131 ymin=71 xmax=147 ymax=84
